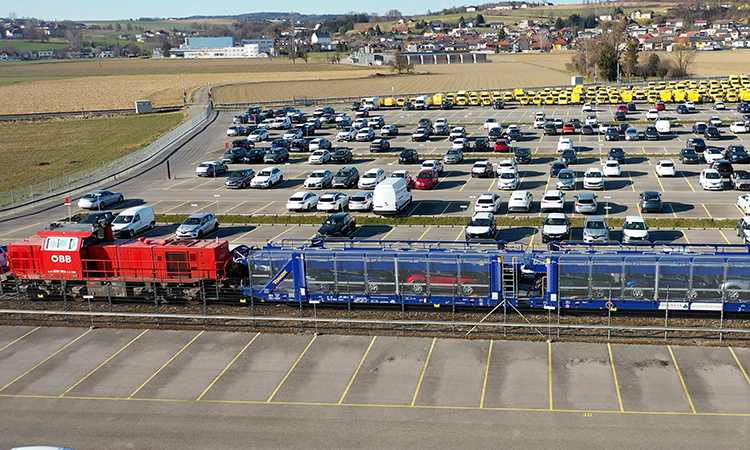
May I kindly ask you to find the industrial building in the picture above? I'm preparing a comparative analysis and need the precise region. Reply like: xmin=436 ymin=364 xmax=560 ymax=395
xmin=171 ymin=37 xmax=277 ymax=59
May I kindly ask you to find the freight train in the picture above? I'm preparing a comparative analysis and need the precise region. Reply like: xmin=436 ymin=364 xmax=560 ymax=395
xmin=3 ymin=223 xmax=750 ymax=312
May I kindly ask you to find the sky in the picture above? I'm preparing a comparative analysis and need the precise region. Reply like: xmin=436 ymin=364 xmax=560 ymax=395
xmin=9 ymin=0 xmax=579 ymax=21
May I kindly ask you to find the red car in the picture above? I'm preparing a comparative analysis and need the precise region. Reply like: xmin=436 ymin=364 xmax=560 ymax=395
xmin=414 ymin=169 xmax=438 ymax=189
xmin=617 ymin=104 xmax=628 ymax=113
xmin=562 ymin=123 xmax=576 ymax=134
xmin=655 ymin=101 xmax=666 ymax=111
xmin=405 ymin=272 xmax=483 ymax=295
xmin=494 ymin=139 xmax=510 ymax=152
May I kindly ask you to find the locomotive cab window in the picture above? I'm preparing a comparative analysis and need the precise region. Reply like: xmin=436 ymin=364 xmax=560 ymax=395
xmin=165 ymin=251 xmax=190 ymax=276
xmin=44 ymin=237 xmax=79 ymax=251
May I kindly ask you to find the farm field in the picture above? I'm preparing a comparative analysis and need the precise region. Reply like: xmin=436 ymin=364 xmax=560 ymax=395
xmin=0 ymin=113 xmax=183 ymax=192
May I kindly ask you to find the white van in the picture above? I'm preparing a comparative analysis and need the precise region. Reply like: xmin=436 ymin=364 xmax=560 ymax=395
xmin=373 ymin=178 xmax=411 ymax=215
xmin=655 ymin=119 xmax=671 ymax=134
xmin=112 ymin=205 xmax=155 ymax=238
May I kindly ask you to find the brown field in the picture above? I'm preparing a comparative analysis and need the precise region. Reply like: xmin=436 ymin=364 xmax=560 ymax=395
xmin=2 ymin=51 xmax=749 ymax=114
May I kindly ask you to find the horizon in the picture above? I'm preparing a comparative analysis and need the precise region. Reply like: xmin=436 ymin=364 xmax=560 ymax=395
xmin=8 ymin=0 xmax=584 ymax=22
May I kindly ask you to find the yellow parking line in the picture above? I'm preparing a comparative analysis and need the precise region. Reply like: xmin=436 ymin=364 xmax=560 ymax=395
xmin=655 ymin=173 xmax=665 ymax=192
xmin=61 ymin=330 xmax=149 ymax=397
xmin=0 ymin=222 xmax=42 ymax=238
xmin=222 ymin=201 xmax=247 ymax=214
xmin=267 ymin=335 xmax=317 ymax=403
xmin=681 ymin=173 xmax=696 ymax=192
xmin=230 ymin=227 xmax=259 ymax=243
xmin=339 ymin=336 xmax=377 ymax=405
xmin=0 ymin=327 xmax=39 ymax=354
xmin=736 ymin=204 xmax=746 ymax=215
xmin=0 ymin=328 xmax=93 ymax=393
xmin=252 ymin=201 xmax=275 ymax=214
xmin=668 ymin=202 xmax=678 ymax=219
xmin=162 ymin=201 xmax=191 ymax=214
xmin=165 ymin=178 xmax=196 ymax=190
xmin=480 ymin=340 xmax=493 ymax=409
xmin=668 ymin=345 xmax=696 ymax=414
xmin=702 ymin=204 xmax=712 ymax=219
xmin=627 ymin=171 xmax=636 ymax=191
xmin=269 ymin=226 xmax=296 ymax=242
xmin=548 ymin=341 xmax=554 ymax=410
xmin=189 ymin=180 xmax=218 ymax=190
xmin=197 ymin=332 xmax=260 ymax=401
xmin=417 ymin=227 xmax=431 ymax=240
xmin=719 ymin=229 xmax=731 ymax=244
xmin=729 ymin=347 xmax=750 ymax=388
xmin=411 ymin=338 xmax=436 ymax=407
xmin=454 ymin=228 xmax=465 ymax=241
xmin=608 ymin=343 xmax=624 ymax=412
xmin=129 ymin=331 xmax=204 ymax=399
xmin=439 ymin=203 xmax=452 ymax=216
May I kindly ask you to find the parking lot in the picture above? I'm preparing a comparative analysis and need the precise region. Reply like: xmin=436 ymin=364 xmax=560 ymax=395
xmin=1 ymin=326 xmax=750 ymax=415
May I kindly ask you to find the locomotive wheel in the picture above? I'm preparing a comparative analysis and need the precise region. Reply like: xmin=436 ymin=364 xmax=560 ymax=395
xmin=728 ymin=290 xmax=740 ymax=301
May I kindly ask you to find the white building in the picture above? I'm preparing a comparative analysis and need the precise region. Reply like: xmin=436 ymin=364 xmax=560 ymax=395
xmin=183 ymin=44 xmax=269 ymax=59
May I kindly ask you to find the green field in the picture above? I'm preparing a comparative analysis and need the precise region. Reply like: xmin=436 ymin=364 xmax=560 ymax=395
xmin=0 ymin=113 xmax=183 ymax=192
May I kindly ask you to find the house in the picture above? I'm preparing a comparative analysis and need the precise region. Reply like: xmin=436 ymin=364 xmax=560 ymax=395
xmin=552 ymin=37 xmax=568 ymax=51
xmin=665 ymin=19 xmax=684 ymax=28
xmin=694 ymin=20 xmax=708 ymax=28
xmin=488 ymin=22 xmax=505 ymax=29
xmin=466 ymin=6 xmax=477 ymax=12
xmin=599 ymin=15 xmax=613 ymax=22
xmin=491 ymin=3 xmax=514 ymax=11
xmin=391 ymin=26 xmax=409 ymax=35
xmin=311 ymin=31 xmax=332 ymax=45
xmin=37 ymin=50 xmax=54 ymax=58
xmin=0 ymin=50 xmax=18 ymax=60
xmin=631 ymin=10 xmax=654 ymax=20
xmin=713 ymin=20 xmax=732 ymax=29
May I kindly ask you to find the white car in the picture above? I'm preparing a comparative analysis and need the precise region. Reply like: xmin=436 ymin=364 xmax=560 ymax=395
xmin=598 ymin=123 xmax=611 ymax=135
xmin=352 ymin=118 xmax=368 ymax=129
xmin=496 ymin=159 xmax=518 ymax=173
xmin=497 ymin=169 xmax=519 ymax=190
xmin=355 ymin=127 xmax=375 ymax=142
xmin=583 ymin=167 xmax=605 ymax=189
xmin=308 ymin=149 xmax=331 ymax=165
xmin=336 ymin=127 xmax=357 ymax=141
xmin=714 ymin=101 xmax=726 ymax=110
xmin=304 ymin=169 xmax=334 ymax=189
xmin=452 ymin=138 xmax=469 ymax=150
xmin=700 ymin=168 xmax=724 ymax=190
xmin=645 ymin=109 xmax=660 ymax=120
xmin=684 ymin=101 xmax=696 ymax=110
xmin=435 ymin=117 xmax=449 ymax=128
xmin=655 ymin=160 xmax=677 ymax=177
xmin=730 ymin=122 xmax=748 ymax=133
xmin=77 ymin=189 xmax=124 ymax=209
xmin=449 ymin=126 xmax=467 ymax=140
xmin=624 ymin=127 xmax=640 ymax=141
xmin=309 ymin=138 xmax=332 ymax=151
xmin=557 ymin=137 xmax=574 ymax=152
xmin=540 ymin=190 xmax=565 ymax=212
xmin=475 ymin=193 xmax=502 ymax=213
xmin=348 ymin=191 xmax=374 ymax=211
xmin=582 ymin=103 xmax=593 ymax=112
xmin=248 ymin=129 xmax=269 ymax=141
xmin=534 ymin=111 xmax=546 ymax=120
xmin=421 ymin=159 xmax=444 ymax=174
xmin=507 ymin=190 xmax=533 ymax=213
xmin=358 ymin=168 xmax=386 ymax=189
xmin=257 ymin=118 xmax=275 ymax=129
xmin=709 ymin=116 xmax=723 ymax=127
xmin=250 ymin=166 xmax=284 ymax=188
xmin=738 ymin=194 xmax=750 ymax=214
xmin=622 ymin=216 xmax=649 ymax=243
xmin=585 ymin=114 xmax=598 ymax=126
xmin=603 ymin=160 xmax=621 ymax=177
xmin=483 ymin=118 xmax=500 ymax=130
xmin=704 ymin=147 xmax=725 ymax=164
xmin=471 ymin=160 xmax=494 ymax=177
xmin=316 ymin=192 xmax=350 ymax=212
xmin=283 ymin=129 xmax=303 ymax=140
xmin=286 ymin=191 xmax=319 ymax=211
xmin=533 ymin=117 xmax=547 ymax=129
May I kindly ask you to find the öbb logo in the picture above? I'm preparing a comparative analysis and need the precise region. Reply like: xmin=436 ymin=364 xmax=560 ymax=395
xmin=51 ymin=254 xmax=72 ymax=263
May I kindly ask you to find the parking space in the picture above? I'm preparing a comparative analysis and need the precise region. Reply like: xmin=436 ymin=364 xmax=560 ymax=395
xmin=2 ymin=326 xmax=750 ymax=417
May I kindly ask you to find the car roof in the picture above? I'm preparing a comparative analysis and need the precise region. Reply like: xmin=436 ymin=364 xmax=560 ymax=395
xmin=585 ymin=215 xmax=606 ymax=223
xmin=546 ymin=212 xmax=566 ymax=218
xmin=642 ymin=190 xmax=660 ymax=195
xmin=544 ymin=190 xmax=563 ymax=195
xmin=577 ymin=192 xmax=596 ymax=199
xmin=585 ymin=167 xmax=602 ymax=173
xmin=328 ymin=212 xmax=349 ymax=219
xmin=510 ymin=190 xmax=529 ymax=197
xmin=365 ymin=167 xmax=383 ymax=173
xmin=472 ymin=212 xmax=494 ymax=219
xmin=624 ymin=215 xmax=646 ymax=222
xmin=478 ymin=193 xmax=497 ymax=198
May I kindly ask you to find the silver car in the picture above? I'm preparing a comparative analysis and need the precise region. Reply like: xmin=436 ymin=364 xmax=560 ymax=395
xmin=574 ymin=192 xmax=598 ymax=214
xmin=556 ymin=169 xmax=576 ymax=190
xmin=176 ymin=213 xmax=219 ymax=239
xmin=583 ymin=216 xmax=609 ymax=242
xmin=77 ymin=189 xmax=123 ymax=209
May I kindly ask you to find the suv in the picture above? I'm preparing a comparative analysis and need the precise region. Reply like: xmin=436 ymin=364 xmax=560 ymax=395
xmin=399 ymin=148 xmax=420 ymax=164
xmin=465 ymin=212 xmax=497 ymax=240
xmin=542 ymin=212 xmax=570 ymax=243
xmin=443 ymin=148 xmax=464 ymax=164
xmin=621 ymin=216 xmax=649 ymax=243
xmin=639 ymin=191 xmax=663 ymax=213
xmin=221 ymin=147 xmax=248 ymax=164
xmin=680 ymin=148 xmax=700 ymax=164
xmin=263 ymin=147 xmax=290 ymax=163
xmin=332 ymin=167 xmax=359 ymax=188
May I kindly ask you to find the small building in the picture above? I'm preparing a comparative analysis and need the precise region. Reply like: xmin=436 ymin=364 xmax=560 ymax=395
xmin=311 ymin=31 xmax=332 ymax=45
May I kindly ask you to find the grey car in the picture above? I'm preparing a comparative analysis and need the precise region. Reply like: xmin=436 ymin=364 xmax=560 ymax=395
xmin=332 ymin=166 xmax=360 ymax=188
xmin=574 ymin=192 xmax=598 ymax=214
xmin=583 ymin=216 xmax=609 ymax=242
xmin=556 ymin=169 xmax=576 ymax=190
xmin=176 ymin=213 xmax=219 ymax=239
xmin=225 ymin=169 xmax=256 ymax=189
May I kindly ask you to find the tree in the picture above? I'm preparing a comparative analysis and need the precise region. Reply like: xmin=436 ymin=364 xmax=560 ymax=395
xmin=646 ymin=53 xmax=660 ymax=77
xmin=597 ymin=43 xmax=619 ymax=81
xmin=390 ymin=51 xmax=413 ymax=74
xmin=161 ymin=41 xmax=172 ymax=57
xmin=498 ymin=28 xmax=506 ymax=41
xmin=555 ymin=17 xmax=564 ymax=30
xmin=384 ymin=9 xmax=402 ymax=20
xmin=535 ymin=28 xmax=550 ymax=52
xmin=671 ymin=43 xmax=696 ymax=77
xmin=458 ymin=16 xmax=466 ymax=28
xmin=475 ymin=14 xmax=485 ymax=25
xmin=622 ymin=39 xmax=639 ymax=78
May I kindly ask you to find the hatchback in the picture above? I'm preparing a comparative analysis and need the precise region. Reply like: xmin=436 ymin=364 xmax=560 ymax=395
xmin=540 ymin=190 xmax=565 ymax=212
xmin=542 ymin=212 xmax=570 ymax=243
xmin=561 ymin=149 xmax=578 ymax=165
xmin=358 ymin=168 xmax=386 ymax=189
xmin=496 ymin=169 xmax=520 ymax=190
xmin=225 ymin=169 xmax=256 ymax=189
xmin=731 ymin=170 xmax=750 ymax=190
xmin=286 ymin=191 xmax=319 ymax=211
xmin=582 ymin=216 xmax=609 ymax=242
xmin=414 ymin=169 xmax=439 ymax=190
xmin=608 ymin=148 xmax=626 ymax=163
xmin=574 ymin=192 xmax=598 ymax=214
xmin=465 ymin=212 xmax=497 ymax=240
xmin=507 ymin=190 xmax=533 ymax=213
xmin=700 ymin=168 xmax=724 ymax=190
xmin=316 ymin=212 xmax=356 ymax=238
xmin=711 ymin=159 xmax=734 ymax=178
xmin=195 ymin=161 xmax=228 ymax=178
xmin=680 ymin=148 xmax=700 ymax=164
xmin=176 ymin=213 xmax=219 ymax=239
xmin=494 ymin=139 xmax=510 ymax=152
xmin=550 ymin=161 xmax=568 ymax=177
xmin=603 ymin=160 xmax=621 ymax=177
xmin=705 ymin=126 xmax=722 ymax=140
xmin=639 ymin=191 xmax=663 ymax=213
xmin=472 ymin=160 xmax=494 ymax=178
xmin=556 ymin=169 xmax=576 ymax=190
xmin=622 ymin=216 xmax=649 ymax=243
xmin=624 ymin=127 xmax=639 ymax=141
xmin=348 ymin=191 xmax=374 ymax=212
xmin=655 ymin=160 xmax=676 ymax=177
xmin=474 ymin=193 xmax=502 ymax=213
xmin=390 ymin=170 xmax=414 ymax=187
xmin=514 ymin=147 xmax=532 ymax=164
xmin=317 ymin=192 xmax=350 ymax=212
xmin=304 ymin=169 xmax=334 ymax=189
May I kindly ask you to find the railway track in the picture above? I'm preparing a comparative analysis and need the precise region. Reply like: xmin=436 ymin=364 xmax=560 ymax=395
xmin=0 ymin=106 xmax=183 ymax=121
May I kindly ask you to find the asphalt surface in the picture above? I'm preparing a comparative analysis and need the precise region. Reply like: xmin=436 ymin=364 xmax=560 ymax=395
xmin=1 ymin=326 xmax=749 ymax=450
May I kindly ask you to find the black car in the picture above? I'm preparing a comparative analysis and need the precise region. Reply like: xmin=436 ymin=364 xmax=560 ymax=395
xmin=613 ymin=111 xmax=627 ymax=121
xmin=296 ymin=124 xmax=316 ymax=136
xmin=627 ymin=102 xmax=637 ymax=112
xmin=474 ymin=137 xmax=490 ymax=151
xmin=514 ymin=147 xmax=532 ymax=164
xmin=332 ymin=166 xmax=359 ymax=188
xmin=402 ymin=101 xmax=413 ymax=110
xmin=604 ymin=127 xmax=619 ymax=141
xmin=705 ymin=126 xmax=722 ymax=140
xmin=350 ymin=102 xmax=362 ymax=111
xmin=488 ymin=127 xmax=504 ymax=140
xmin=727 ymin=144 xmax=750 ymax=164
xmin=506 ymin=128 xmax=524 ymax=142
xmin=330 ymin=148 xmax=354 ymax=164
xmin=730 ymin=170 xmax=750 ymax=190
xmin=569 ymin=118 xmax=582 ymax=128
xmin=290 ymin=138 xmax=310 ymax=152
xmin=243 ymin=147 xmax=266 ymax=163
xmin=680 ymin=148 xmax=700 ymax=164
xmin=399 ymin=148 xmax=420 ymax=164
xmin=639 ymin=191 xmax=663 ymax=213
xmin=711 ymin=159 xmax=734 ymax=177
xmin=225 ymin=169 xmax=256 ymax=189
xmin=79 ymin=211 xmax=115 ymax=226
xmin=608 ymin=147 xmax=626 ymax=163
xmin=246 ymin=107 xmax=262 ymax=115
xmin=271 ymin=138 xmax=292 ymax=149
xmin=316 ymin=212 xmax=356 ymax=239
xmin=264 ymin=148 xmax=290 ymax=163
xmin=687 ymin=137 xmax=707 ymax=153
xmin=644 ymin=125 xmax=660 ymax=141
xmin=550 ymin=161 xmax=568 ymax=177
xmin=581 ymin=124 xmax=595 ymax=135
xmin=561 ymin=149 xmax=578 ymax=165
xmin=676 ymin=104 xmax=689 ymax=114
xmin=543 ymin=122 xmax=558 ymax=135
xmin=370 ymin=138 xmax=391 ymax=152
xmin=221 ymin=147 xmax=248 ymax=164
xmin=231 ymin=138 xmax=254 ymax=150
xmin=492 ymin=99 xmax=505 ymax=109
xmin=440 ymin=100 xmax=453 ymax=110
xmin=290 ymin=113 xmax=307 ymax=124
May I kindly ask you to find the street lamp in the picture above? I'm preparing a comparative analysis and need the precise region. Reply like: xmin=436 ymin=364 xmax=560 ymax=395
xmin=94 ymin=192 xmax=102 ymax=211
xmin=604 ymin=196 xmax=612 ymax=217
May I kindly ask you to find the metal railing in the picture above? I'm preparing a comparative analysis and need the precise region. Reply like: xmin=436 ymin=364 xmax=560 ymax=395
xmin=0 ymin=104 xmax=213 ymax=213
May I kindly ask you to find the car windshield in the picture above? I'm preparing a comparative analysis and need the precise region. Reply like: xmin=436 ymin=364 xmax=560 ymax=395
xmin=736 ymin=172 xmax=750 ymax=179
xmin=469 ymin=218 xmax=493 ymax=227
xmin=363 ymin=172 xmax=378 ymax=178
xmin=587 ymin=171 xmax=602 ymax=178
xmin=545 ymin=217 xmax=567 ymax=225
xmin=448 ymin=149 xmax=459 ymax=155
xmin=558 ymin=172 xmax=573 ymax=179
xmin=474 ymin=163 xmax=488 ymax=168
xmin=113 ymin=215 xmax=132 ymax=224
xmin=515 ymin=149 xmax=530 ymax=156
xmin=578 ymin=198 xmax=594 ymax=204
xmin=312 ymin=151 xmax=325 ymax=156
xmin=586 ymin=221 xmax=606 ymax=230
xmin=501 ymin=172 xmax=516 ymax=179
xmin=325 ymin=217 xmax=345 ymax=225
xmin=741 ymin=221 xmax=750 ymax=230
xmin=230 ymin=171 xmax=246 ymax=177
xmin=417 ymin=172 xmax=433 ymax=179
xmin=337 ymin=170 xmax=353 ymax=177
xmin=311 ymin=172 xmax=326 ymax=178
xmin=183 ymin=218 xmax=201 ymax=225
xmin=683 ymin=149 xmax=697 ymax=155
xmin=258 ymin=171 xmax=271 ymax=177
xmin=705 ymin=172 xmax=720 ymax=179
xmin=624 ymin=221 xmax=646 ymax=230
xmin=79 ymin=214 xmax=108 ymax=224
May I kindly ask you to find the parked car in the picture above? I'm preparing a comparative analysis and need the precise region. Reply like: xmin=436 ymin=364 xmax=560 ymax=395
xmin=514 ymin=147 xmax=532 ymax=164
xmin=604 ymin=127 xmax=620 ymax=141
xmin=621 ymin=216 xmax=649 ymax=243
xmin=582 ymin=216 xmax=609 ymax=243
xmin=738 ymin=194 xmax=750 ymax=214
xmin=348 ymin=191 xmax=374 ymax=212
xmin=731 ymin=170 xmax=750 ymax=190
xmin=286 ymin=191 xmax=319 ymax=211
xmin=195 ymin=161 xmax=228 ymax=177
xmin=608 ymin=148 xmax=626 ymax=163
xmin=220 ymin=147 xmax=247 ymax=164
xmin=574 ymin=192 xmax=598 ymax=214
xmin=655 ymin=160 xmax=677 ymax=177
xmin=497 ymin=169 xmax=520 ymax=190
xmin=444 ymin=148 xmax=464 ymax=164
xmin=336 ymin=127 xmax=357 ymax=142
xmin=557 ymin=137 xmax=575 ymax=152
xmin=225 ymin=169 xmax=256 ymax=189
xmin=250 ymin=166 xmax=284 ymax=188
xmin=369 ymin=138 xmax=391 ymax=152
xmin=507 ymin=190 xmax=533 ymax=213
xmin=699 ymin=168 xmax=724 ymax=190
xmin=307 ymin=150 xmax=331 ymax=165
xmin=332 ymin=166 xmax=359 ymax=188
xmin=264 ymin=148 xmax=290 ymax=164
xmin=583 ymin=167 xmax=605 ymax=189
xmin=411 ymin=127 xmax=431 ymax=142
xmin=421 ymin=159 xmax=444 ymax=174
xmin=414 ymin=169 xmax=439 ymax=190
xmin=283 ymin=128 xmax=303 ymax=140
xmin=231 ymin=138 xmax=254 ymax=150
xmin=709 ymin=115 xmax=724 ymax=127
xmin=474 ymin=193 xmax=502 ymax=213
xmin=77 ymin=189 xmax=123 ymax=209
xmin=474 ymin=137 xmax=490 ymax=151
xmin=472 ymin=160 xmax=494 ymax=178
xmin=676 ymin=104 xmax=689 ymax=115
xmin=310 ymin=138 xmax=333 ymax=150
xmin=645 ymin=109 xmax=660 ymax=120
xmin=711 ymin=159 xmax=734 ymax=178
xmin=540 ymin=190 xmax=565 ymax=212
xmin=358 ymin=168 xmax=386 ymax=189
xmin=581 ymin=124 xmax=595 ymax=135
xmin=449 ymin=126 xmax=466 ymax=141
xmin=704 ymin=147 xmax=725 ymax=164
xmin=243 ymin=147 xmax=266 ymax=163
xmin=330 ymin=148 xmax=354 ymax=164
xmin=542 ymin=212 xmax=570 ymax=243
xmin=555 ymin=169 xmax=576 ymax=190
xmin=78 ymin=211 xmax=116 ymax=227
xmin=290 ymin=138 xmax=311 ymax=152
xmin=687 ymin=137 xmax=707 ymax=153
xmin=399 ymin=148 xmax=420 ymax=164
xmin=465 ymin=212 xmax=497 ymax=240
xmin=316 ymin=212 xmax=356 ymax=238
xmin=176 ymin=213 xmax=219 ymax=239
xmin=390 ymin=170 xmax=414 ymax=187
xmin=561 ymin=149 xmax=578 ymax=165
xmin=380 ymin=125 xmax=398 ymax=136
xmin=316 ymin=192 xmax=350 ymax=212
xmin=730 ymin=122 xmax=748 ymax=134
xmin=737 ymin=216 xmax=750 ymax=243
xmin=680 ymin=148 xmax=700 ymax=164
xmin=304 ymin=169 xmax=334 ymax=189
xmin=550 ymin=161 xmax=568 ymax=177
xmin=603 ymin=160 xmax=621 ymax=177
xmin=705 ymin=126 xmax=722 ymax=140
xmin=692 ymin=122 xmax=708 ymax=134
xmin=624 ymin=127 xmax=640 ymax=141
xmin=639 ymin=191 xmax=663 ymax=213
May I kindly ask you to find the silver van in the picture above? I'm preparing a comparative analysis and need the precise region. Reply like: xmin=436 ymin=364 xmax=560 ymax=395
xmin=112 ymin=205 xmax=155 ymax=238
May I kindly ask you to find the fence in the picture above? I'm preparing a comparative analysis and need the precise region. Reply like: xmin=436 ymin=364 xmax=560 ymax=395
xmin=0 ymin=104 xmax=213 ymax=213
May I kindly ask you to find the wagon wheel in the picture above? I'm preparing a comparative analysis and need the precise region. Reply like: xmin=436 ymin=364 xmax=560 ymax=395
xmin=593 ymin=289 xmax=605 ymax=298
xmin=632 ymin=288 xmax=644 ymax=299
xmin=319 ymin=283 xmax=334 ymax=294
xmin=461 ymin=282 xmax=474 ymax=295
xmin=410 ymin=282 xmax=425 ymax=294
xmin=686 ymin=289 xmax=698 ymax=300
xmin=728 ymin=290 xmax=740 ymax=301
xmin=367 ymin=282 xmax=379 ymax=293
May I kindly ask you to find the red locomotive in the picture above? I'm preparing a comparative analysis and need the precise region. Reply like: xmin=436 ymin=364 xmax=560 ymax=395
xmin=5 ymin=222 xmax=235 ymax=302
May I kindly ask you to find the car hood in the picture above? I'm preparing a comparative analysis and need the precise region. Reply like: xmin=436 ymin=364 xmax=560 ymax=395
xmin=177 ymin=225 xmax=200 ymax=232
xmin=624 ymin=229 xmax=648 ymax=238
xmin=253 ymin=175 xmax=271 ymax=182
xmin=466 ymin=225 xmax=492 ymax=234
xmin=584 ymin=228 xmax=608 ymax=238
xmin=317 ymin=224 xmax=345 ymax=236
xmin=543 ymin=225 xmax=568 ymax=234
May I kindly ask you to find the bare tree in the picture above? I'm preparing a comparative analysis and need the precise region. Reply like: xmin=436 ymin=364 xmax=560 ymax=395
xmin=535 ymin=28 xmax=550 ymax=52
xmin=390 ymin=51 xmax=413 ymax=74
xmin=671 ymin=43 xmax=696 ymax=77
